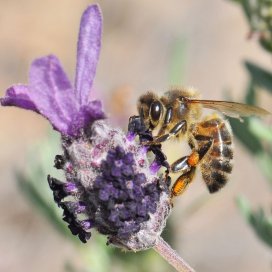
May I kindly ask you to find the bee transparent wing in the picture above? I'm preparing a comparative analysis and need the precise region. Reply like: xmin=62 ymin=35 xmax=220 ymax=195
xmin=190 ymin=99 xmax=271 ymax=119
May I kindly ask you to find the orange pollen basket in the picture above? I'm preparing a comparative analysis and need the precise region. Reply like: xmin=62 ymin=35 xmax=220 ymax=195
xmin=188 ymin=152 xmax=199 ymax=166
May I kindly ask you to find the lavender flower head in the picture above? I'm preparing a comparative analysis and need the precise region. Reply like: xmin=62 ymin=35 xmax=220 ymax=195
xmin=1 ymin=4 xmax=172 ymax=251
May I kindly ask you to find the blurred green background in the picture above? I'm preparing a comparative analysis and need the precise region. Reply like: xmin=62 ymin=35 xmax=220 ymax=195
xmin=0 ymin=0 xmax=271 ymax=271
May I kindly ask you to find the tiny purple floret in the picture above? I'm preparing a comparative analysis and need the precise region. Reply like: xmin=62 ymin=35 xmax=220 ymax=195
xmin=64 ymin=183 xmax=78 ymax=194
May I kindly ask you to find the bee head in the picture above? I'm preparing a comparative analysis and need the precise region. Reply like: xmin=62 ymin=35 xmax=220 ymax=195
xmin=137 ymin=92 xmax=163 ymax=129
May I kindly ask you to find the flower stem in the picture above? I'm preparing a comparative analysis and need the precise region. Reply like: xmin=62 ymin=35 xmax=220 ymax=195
xmin=153 ymin=236 xmax=195 ymax=272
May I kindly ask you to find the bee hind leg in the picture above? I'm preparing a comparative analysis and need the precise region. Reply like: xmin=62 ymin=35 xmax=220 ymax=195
xmin=170 ymin=139 xmax=213 ymax=199
xmin=171 ymin=167 xmax=196 ymax=199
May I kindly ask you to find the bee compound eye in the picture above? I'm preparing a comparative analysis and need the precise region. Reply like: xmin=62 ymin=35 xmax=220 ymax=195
xmin=150 ymin=101 xmax=162 ymax=123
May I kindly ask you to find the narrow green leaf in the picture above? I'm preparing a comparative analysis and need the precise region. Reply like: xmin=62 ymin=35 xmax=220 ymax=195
xmin=257 ymin=153 xmax=272 ymax=186
xmin=249 ymin=118 xmax=272 ymax=143
xmin=241 ymin=0 xmax=253 ymax=23
xmin=227 ymin=83 xmax=263 ymax=154
xmin=259 ymin=38 xmax=272 ymax=54
xmin=237 ymin=196 xmax=272 ymax=248
xmin=236 ymin=196 xmax=252 ymax=220
xmin=230 ymin=118 xmax=263 ymax=154
xmin=249 ymin=208 xmax=272 ymax=248
xmin=245 ymin=80 xmax=256 ymax=105
xmin=245 ymin=61 xmax=272 ymax=93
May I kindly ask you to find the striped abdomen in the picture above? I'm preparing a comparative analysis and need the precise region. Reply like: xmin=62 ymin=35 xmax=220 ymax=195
xmin=191 ymin=115 xmax=233 ymax=193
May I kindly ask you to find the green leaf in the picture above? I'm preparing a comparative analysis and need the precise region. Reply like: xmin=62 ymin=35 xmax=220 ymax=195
xmin=245 ymin=80 xmax=256 ymax=105
xmin=257 ymin=153 xmax=272 ymax=186
xmin=259 ymin=37 xmax=272 ymax=54
xmin=229 ymin=117 xmax=263 ymax=154
xmin=228 ymin=82 xmax=265 ymax=154
xmin=249 ymin=209 xmax=272 ymax=248
xmin=245 ymin=61 xmax=272 ymax=93
xmin=248 ymin=118 xmax=272 ymax=185
xmin=230 ymin=112 xmax=272 ymax=172
xmin=237 ymin=196 xmax=272 ymax=248
xmin=241 ymin=0 xmax=253 ymax=23
xmin=236 ymin=196 xmax=252 ymax=220
xmin=249 ymin=118 xmax=272 ymax=144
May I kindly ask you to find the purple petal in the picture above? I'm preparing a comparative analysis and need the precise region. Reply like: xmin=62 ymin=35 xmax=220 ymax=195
xmin=29 ymin=55 xmax=79 ymax=135
xmin=74 ymin=4 xmax=102 ymax=105
xmin=0 ymin=84 xmax=38 ymax=112
xmin=68 ymin=100 xmax=105 ymax=136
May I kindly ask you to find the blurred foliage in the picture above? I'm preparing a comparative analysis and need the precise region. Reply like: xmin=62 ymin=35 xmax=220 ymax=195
xmin=237 ymin=197 xmax=272 ymax=248
xmin=229 ymin=0 xmax=272 ymax=249
xmin=231 ymin=0 xmax=272 ymax=53
xmin=245 ymin=61 xmax=272 ymax=93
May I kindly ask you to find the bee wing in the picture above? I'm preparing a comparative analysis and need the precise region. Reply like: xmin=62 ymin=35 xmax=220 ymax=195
xmin=190 ymin=99 xmax=271 ymax=119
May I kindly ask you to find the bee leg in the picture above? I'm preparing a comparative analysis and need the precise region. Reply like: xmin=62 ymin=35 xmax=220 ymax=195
xmin=127 ymin=115 xmax=146 ymax=138
xmin=149 ymin=145 xmax=170 ymax=170
xmin=171 ymin=167 xmax=196 ymax=199
xmin=170 ymin=140 xmax=213 ymax=174
xmin=165 ymin=169 xmax=172 ymax=187
xmin=144 ymin=120 xmax=187 ymax=145
xmin=170 ymin=139 xmax=213 ymax=199
xmin=127 ymin=115 xmax=170 ymax=173
xmin=127 ymin=115 xmax=155 ymax=143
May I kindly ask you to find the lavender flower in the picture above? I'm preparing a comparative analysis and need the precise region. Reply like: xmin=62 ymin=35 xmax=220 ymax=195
xmin=1 ymin=4 xmax=172 ymax=251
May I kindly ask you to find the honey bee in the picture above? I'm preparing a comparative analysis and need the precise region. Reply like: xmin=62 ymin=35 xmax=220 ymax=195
xmin=128 ymin=88 xmax=270 ymax=199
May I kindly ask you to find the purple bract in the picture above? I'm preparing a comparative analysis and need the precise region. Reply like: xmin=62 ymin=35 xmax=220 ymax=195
xmin=0 ymin=5 xmax=104 ymax=137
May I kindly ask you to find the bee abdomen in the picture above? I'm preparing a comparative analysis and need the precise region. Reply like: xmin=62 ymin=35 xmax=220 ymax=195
xmin=195 ymin=116 xmax=233 ymax=193
xmin=201 ymin=155 xmax=233 ymax=193
xmin=211 ymin=159 xmax=232 ymax=173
